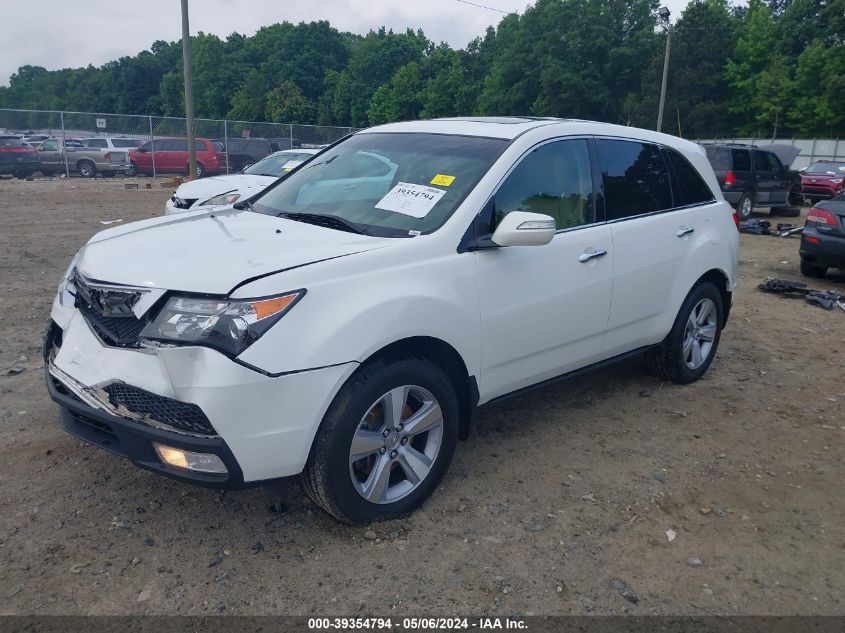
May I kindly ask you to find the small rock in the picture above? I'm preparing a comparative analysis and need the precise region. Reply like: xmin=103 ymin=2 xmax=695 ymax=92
xmin=457 ymin=504 xmax=466 ymax=512
xmin=699 ymin=508 xmax=712 ymax=516
xmin=581 ymin=598 xmax=594 ymax=612
xmin=208 ymin=556 xmax=224 ymax=568
xmin=137 ymin=588 xmax=151 ymax=602
xmin=363 ymin=530 xmax=377 ymax=541
xmin=131 ymin=557 xmax=141 ymax=566
xmin=717 ymin=453 xmax=727 ymax=459
xmin=766 ymin=469 xmax=777 ymax=477
xmin=215 ymin=570 xmax=235 ymax=582
xmin=687 ymin=557 xmax=703 ymax=568
xmin=581 ymin=493 xmax=596 ymax=503
xmin=653 ymin=472 xmax=667 ymax=484
xmin=69 ymin=562 xmax=89 ymax=574
xmin=666 ymin=529 xmax=677 ymax=542
xmin=18 ymin=354 xmax=28 ymax=363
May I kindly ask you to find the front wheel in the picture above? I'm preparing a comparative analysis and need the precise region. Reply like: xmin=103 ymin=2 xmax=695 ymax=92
xmin=303 ymin=358 xmax=460 ymax=524
xmin=647 ymin=282 xmax=724 ymax=384
xmin=188 ymin=162 xmax=205 ymax=178
xmin=125 ymin=163 xmax=138 ymax=177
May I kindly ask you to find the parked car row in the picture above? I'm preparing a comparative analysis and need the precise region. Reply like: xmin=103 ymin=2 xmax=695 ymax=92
xmin=165 ymin=148 xmax=319 ymax=214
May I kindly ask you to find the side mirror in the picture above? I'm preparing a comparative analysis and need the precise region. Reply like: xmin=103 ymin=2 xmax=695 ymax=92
xmin=491 ymin=211 xmax=556 ymax=247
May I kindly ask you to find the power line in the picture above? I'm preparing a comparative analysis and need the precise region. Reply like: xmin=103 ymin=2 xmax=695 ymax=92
xmin=454 ymin=0 xmax=510 ymax=14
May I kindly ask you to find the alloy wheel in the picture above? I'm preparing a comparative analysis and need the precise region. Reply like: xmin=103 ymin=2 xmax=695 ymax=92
xmin=683 ymin=298 xmax=718 ymax=369
xmin=349 ymin=385 xmax=444 ymax=504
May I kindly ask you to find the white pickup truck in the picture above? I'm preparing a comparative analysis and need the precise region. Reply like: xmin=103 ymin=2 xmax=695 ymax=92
xmin=35 ymin=137 xmax=141 ymax=177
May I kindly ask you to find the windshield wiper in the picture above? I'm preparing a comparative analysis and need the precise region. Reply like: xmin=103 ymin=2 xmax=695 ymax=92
xmin=278 ymin=212 xmax=368 ymax=235
xmin=233 ymin=199 xmax=257 ymax=212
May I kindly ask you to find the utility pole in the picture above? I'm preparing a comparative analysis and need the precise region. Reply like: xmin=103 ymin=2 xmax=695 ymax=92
xmin=656 ymin=6 xmax=672 ymax=133
xmin=181 ymin=0 xmax=197 ymax=179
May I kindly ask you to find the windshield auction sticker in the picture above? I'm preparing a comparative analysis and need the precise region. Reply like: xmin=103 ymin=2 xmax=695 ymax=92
xmin=375 ymin=182 xmax=447 ymax=218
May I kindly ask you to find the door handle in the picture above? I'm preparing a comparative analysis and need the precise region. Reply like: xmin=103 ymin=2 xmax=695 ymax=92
xmin=676 ymin=227 xmax=695 ymax=238
xmin=578 ymin=249 xmax=608 ymax=263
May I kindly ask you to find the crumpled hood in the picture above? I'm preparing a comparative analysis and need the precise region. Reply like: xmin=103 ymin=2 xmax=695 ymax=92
xmin=174 ymin=173 xmax=277 ymax=204
xmin=78 ymin=209 xmax=391 ymax=294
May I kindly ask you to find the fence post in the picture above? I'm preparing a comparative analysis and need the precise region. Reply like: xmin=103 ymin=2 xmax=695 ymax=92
xmin=60 ymin=111 xmax=69 ymax=178
xmin=224 ymin=119 xmax=229 ymax=174
xmin=809 ymin=138 xmax=817 ymax=165
xmin=148 ymin=116 xmax=156 ymax=178
xmin=289 ymin=124 xmax=294 ymax=149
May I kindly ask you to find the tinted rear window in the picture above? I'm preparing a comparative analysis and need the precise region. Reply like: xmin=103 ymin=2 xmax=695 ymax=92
xmin=597 ymin=139 xmax=673 ymax=220
xmin=111 ymin=138 xmax=142 ymax=148
xmin=704 ymin=146 xmax=730 ymax=171
xmin=666 ymin=148 xmax=715 ymax=206
xmin=731 ymin=149 xmax=751 ymax=171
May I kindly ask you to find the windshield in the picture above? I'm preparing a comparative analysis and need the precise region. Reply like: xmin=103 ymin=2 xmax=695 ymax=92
xmin=251 ymin=132 xmax=507 ymax=236
xmin=805 ymin=162 xmax=845 ymax=175
xmin=245 ymin=152 xmax=316 ymax=176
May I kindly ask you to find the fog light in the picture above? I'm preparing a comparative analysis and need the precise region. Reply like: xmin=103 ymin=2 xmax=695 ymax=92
xmin=153 ymin=443 xmax=227 ymax=474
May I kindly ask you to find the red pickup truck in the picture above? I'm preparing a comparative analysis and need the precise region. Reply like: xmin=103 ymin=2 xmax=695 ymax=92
xmin=129 ymin=138 xmax=226 ymax=177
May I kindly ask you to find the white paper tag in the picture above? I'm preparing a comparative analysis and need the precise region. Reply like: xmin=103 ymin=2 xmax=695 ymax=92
xmin=375 ymin=182 xmax=447 ymax=218
xmin=282 ymin=160 xmax=303 ymax=171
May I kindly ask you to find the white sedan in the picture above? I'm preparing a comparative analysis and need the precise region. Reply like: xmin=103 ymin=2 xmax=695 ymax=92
xmin=164 ymin=148 xmax=319 ymax=215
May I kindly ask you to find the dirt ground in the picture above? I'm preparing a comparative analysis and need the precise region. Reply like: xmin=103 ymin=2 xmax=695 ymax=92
xmin=0 ymin=176 xmax=843 ymax=617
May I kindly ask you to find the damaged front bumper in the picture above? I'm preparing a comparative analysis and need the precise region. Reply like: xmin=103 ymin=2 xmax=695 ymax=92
xmin=44 ymin=293 xmax=357 ymax=486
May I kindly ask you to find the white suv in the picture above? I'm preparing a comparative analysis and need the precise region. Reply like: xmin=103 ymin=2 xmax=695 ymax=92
xmin=45 ymin=117 xmax=738 ymax=524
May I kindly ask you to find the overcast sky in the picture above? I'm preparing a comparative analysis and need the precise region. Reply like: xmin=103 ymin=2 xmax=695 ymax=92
xmin=0 ymin=0 xmax=691 ymax=86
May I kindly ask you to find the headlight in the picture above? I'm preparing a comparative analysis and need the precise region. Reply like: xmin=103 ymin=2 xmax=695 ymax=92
xmin=140 ymin=290 xmax=304 ymax=356
xmin=201 ymin=191 xmax=241 ymax=206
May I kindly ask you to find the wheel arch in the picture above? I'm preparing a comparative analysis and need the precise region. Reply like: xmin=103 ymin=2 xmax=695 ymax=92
xmin=694 ymin=268 xmax=732 ymax=327
xmin=356 ymin=336 xmax=478 ymax=441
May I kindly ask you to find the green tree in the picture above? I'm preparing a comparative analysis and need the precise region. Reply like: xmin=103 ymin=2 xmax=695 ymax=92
xmin=265 ymin=81 xmax=315 ymax=123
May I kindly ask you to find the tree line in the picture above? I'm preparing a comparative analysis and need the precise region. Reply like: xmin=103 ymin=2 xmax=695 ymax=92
xmin=1 ymin=0 xmax=843 ymax=138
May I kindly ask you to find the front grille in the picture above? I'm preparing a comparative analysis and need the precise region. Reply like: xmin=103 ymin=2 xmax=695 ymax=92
xmin=77 ymin=300 xmax=147 ymax=347
xmin=72 ymin=270 xmax=147 ymax=347
xmin=103 ymin=383 xmax=216 ymax=435
xmin=171 ymin=196 xmax=198 ymax=209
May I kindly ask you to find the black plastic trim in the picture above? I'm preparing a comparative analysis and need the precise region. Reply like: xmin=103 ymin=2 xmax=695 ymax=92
xmin=481 ymin=346 xmax=653 ymax=408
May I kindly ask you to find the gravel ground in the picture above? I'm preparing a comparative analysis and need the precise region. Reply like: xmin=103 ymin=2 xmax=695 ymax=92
xmin=0 ymin=177 xmax=843 ymax=616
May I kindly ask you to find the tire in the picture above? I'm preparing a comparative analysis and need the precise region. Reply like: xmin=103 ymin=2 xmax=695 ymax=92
xmin=800 ymin=259 xmax=827 ymax=278
xmin=303 ymin=358 xmax=460 ymax=525
xmin=125 ymin=163 xmax=138 ymax=177
xmin=77 ymin=159 xmax=96 ymax=178
xmin=736 ymin=191 xmax=754 ymax=221
xmin=647 ymin=282 xmax=724 ymax=385
xmin=14 ymin=169 xmax=32 ymax=179
xmin=188 ymin=163 xmax=205 ymax=178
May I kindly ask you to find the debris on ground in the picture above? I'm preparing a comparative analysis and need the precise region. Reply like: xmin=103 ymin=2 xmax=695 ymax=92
xmin=739 ymin=219 xmax=772 ymax=235
xmin=99 ymin=219 xmax=123 ymax=225
xmin=758 ymin=278 xmax=845 ymax=311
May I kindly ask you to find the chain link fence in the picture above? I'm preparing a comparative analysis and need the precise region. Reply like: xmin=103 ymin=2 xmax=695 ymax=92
xmin=0 ymin=108 xmax=356 ymax=178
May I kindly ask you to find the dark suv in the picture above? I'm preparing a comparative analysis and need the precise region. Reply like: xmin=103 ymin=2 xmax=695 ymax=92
xmin=703 ymin=143 xmax=802 ymax=220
